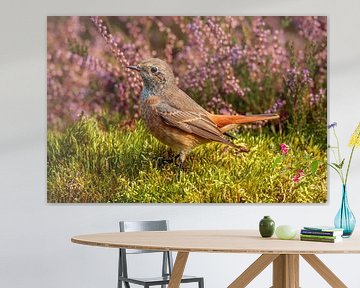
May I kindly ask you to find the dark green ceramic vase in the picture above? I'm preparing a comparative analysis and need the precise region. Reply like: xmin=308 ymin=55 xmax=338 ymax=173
xmin=259 ymin=216 xmax=275 ymax=237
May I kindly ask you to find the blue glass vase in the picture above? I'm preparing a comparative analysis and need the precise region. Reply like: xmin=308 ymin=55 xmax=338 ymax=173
xmin=334 ymin=185 xmax=356 ymax=237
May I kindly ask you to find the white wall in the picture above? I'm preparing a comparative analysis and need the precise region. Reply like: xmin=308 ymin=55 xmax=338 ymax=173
xmin=1 ymin=0 xmax=360 ymax=287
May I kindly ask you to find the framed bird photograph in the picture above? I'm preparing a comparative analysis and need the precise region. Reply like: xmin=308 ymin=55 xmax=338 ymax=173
xmin=47 ymin=16 xmax=327 ymax=203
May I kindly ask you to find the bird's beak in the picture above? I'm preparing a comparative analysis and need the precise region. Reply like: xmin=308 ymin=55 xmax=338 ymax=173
xmin=127 ymin=65 xmax=141 ymax=72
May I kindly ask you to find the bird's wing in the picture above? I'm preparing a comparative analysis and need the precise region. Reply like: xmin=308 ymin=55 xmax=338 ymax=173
xmin=155 ymin=102 xmax=236 ymax=147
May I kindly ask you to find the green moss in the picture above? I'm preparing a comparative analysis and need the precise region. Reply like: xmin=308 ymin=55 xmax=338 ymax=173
xmin=47 ymin=116 xmax=327 ymax=203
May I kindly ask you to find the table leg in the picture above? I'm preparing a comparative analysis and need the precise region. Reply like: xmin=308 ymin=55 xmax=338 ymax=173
xmin=228 ymin=254 xmax=279 ymax=288
xmin=272 ymin=254 xmax=299 ymax=288
xmin=168 ymin=251 xmax=189 ymax=288
xmin=301 ymin=254 xmax=347 ymax=288
xmin=228 ymin=253 xmax=348 ymax=288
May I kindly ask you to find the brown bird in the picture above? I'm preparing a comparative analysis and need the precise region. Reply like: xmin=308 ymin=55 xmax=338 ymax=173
xmin=128 ymin=58 xmax=279 ymax=166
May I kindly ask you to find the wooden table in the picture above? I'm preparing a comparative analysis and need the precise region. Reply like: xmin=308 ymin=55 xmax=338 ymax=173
xmin=71 ymin=230 xmax=360 ymax=288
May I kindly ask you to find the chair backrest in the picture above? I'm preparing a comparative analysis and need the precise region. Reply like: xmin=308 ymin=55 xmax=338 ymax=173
xmin=119 ymin=220 xmax=169 ymax=254
xmin=120 ymin=220 xmax=168 ymax=232
xmin=118 ymin=220 xmax=174 ymax=283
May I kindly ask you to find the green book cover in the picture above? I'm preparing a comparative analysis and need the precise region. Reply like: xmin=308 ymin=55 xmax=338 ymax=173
xmin=300 ymin=234 xmax=340 ymax=240
xmin=300 ymin=236 xmax=342 ymax=243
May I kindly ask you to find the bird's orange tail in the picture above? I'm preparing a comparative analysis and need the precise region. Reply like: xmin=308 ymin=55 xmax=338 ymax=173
xmin=209 ymin=113 xmax=279 ymax=129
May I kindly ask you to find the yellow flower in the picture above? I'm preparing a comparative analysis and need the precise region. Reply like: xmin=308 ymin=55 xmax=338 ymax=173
xmin=349 ymin=122 xmax=360 ymax=147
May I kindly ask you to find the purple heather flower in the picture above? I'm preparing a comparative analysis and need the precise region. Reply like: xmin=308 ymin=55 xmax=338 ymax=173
xmin=265 ymin=98 xmax=286 ymax=114
xmin=327 ymin=122 xmax=337 ymax=129
xmin=47 ymin=16 xmax=327 ymax=130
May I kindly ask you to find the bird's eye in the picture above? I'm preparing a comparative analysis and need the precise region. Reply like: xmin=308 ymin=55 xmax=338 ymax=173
xmin=150 ymin=66 xmax=158 ymax=74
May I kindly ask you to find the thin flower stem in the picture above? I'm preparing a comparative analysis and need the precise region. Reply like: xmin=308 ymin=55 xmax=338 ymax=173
xmin=332 ymin=127 xmax=345 ymax=184
xmin=340 ymin=185 xmax=345 ymax=228
xmin=330 ymin=149 xmax=345 ymax=184
xmin=329 ymin=137 xmax=343 ymax=182
xmin=333 ymin=127 xmax=342 ymax=162
xmin=344 ymin=129 xmax=360 ymax=185
xmin=330 ymin=149 xmax=339 ymax=166
xmin=345 ymin=145 xmax=357 ymax=185
xmin=328 ymin=163 xmax=344 ymax=180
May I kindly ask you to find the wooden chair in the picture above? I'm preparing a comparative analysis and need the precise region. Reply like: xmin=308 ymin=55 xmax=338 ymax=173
xmin=118 ymin=220 xmax=204 ymax=288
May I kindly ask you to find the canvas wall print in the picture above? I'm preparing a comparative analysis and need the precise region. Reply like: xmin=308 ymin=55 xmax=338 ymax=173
xmin=47 ymin=16 xmax=327 ymax=203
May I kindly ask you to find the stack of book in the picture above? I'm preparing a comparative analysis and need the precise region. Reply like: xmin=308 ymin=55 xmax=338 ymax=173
xmin=300 ymin=226 xmax=344 ymax=243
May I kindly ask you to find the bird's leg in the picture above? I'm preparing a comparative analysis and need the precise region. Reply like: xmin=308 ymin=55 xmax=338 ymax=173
xmin=156 ymin=149 xmax=175 ymax=163
xmin=156 ymin=150 xmax=180 ymax=167
xmin=177 ymin=151 xmax=187 ymax=170
xmin=158 ymin=157 xmax=174 ymax=164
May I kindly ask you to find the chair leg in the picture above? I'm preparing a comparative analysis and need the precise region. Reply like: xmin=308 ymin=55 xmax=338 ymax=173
xmin=199 ymin=278 xmax=204 ymax=288
xmin=120 ymin=280 xmax=131 ymax=288
xmin=118 ymin=250 xmax=122 ymax=288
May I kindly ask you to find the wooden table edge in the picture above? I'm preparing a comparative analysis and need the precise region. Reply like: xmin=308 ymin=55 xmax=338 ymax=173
xmin=71 ymin=236 xmax=360 ymax=254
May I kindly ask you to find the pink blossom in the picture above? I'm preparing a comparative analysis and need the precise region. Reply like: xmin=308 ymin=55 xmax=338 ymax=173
xmin=280 ymin=143 xmax=289 ymax=155
xmin=293 ymin=170 xmax=305 ymax=183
